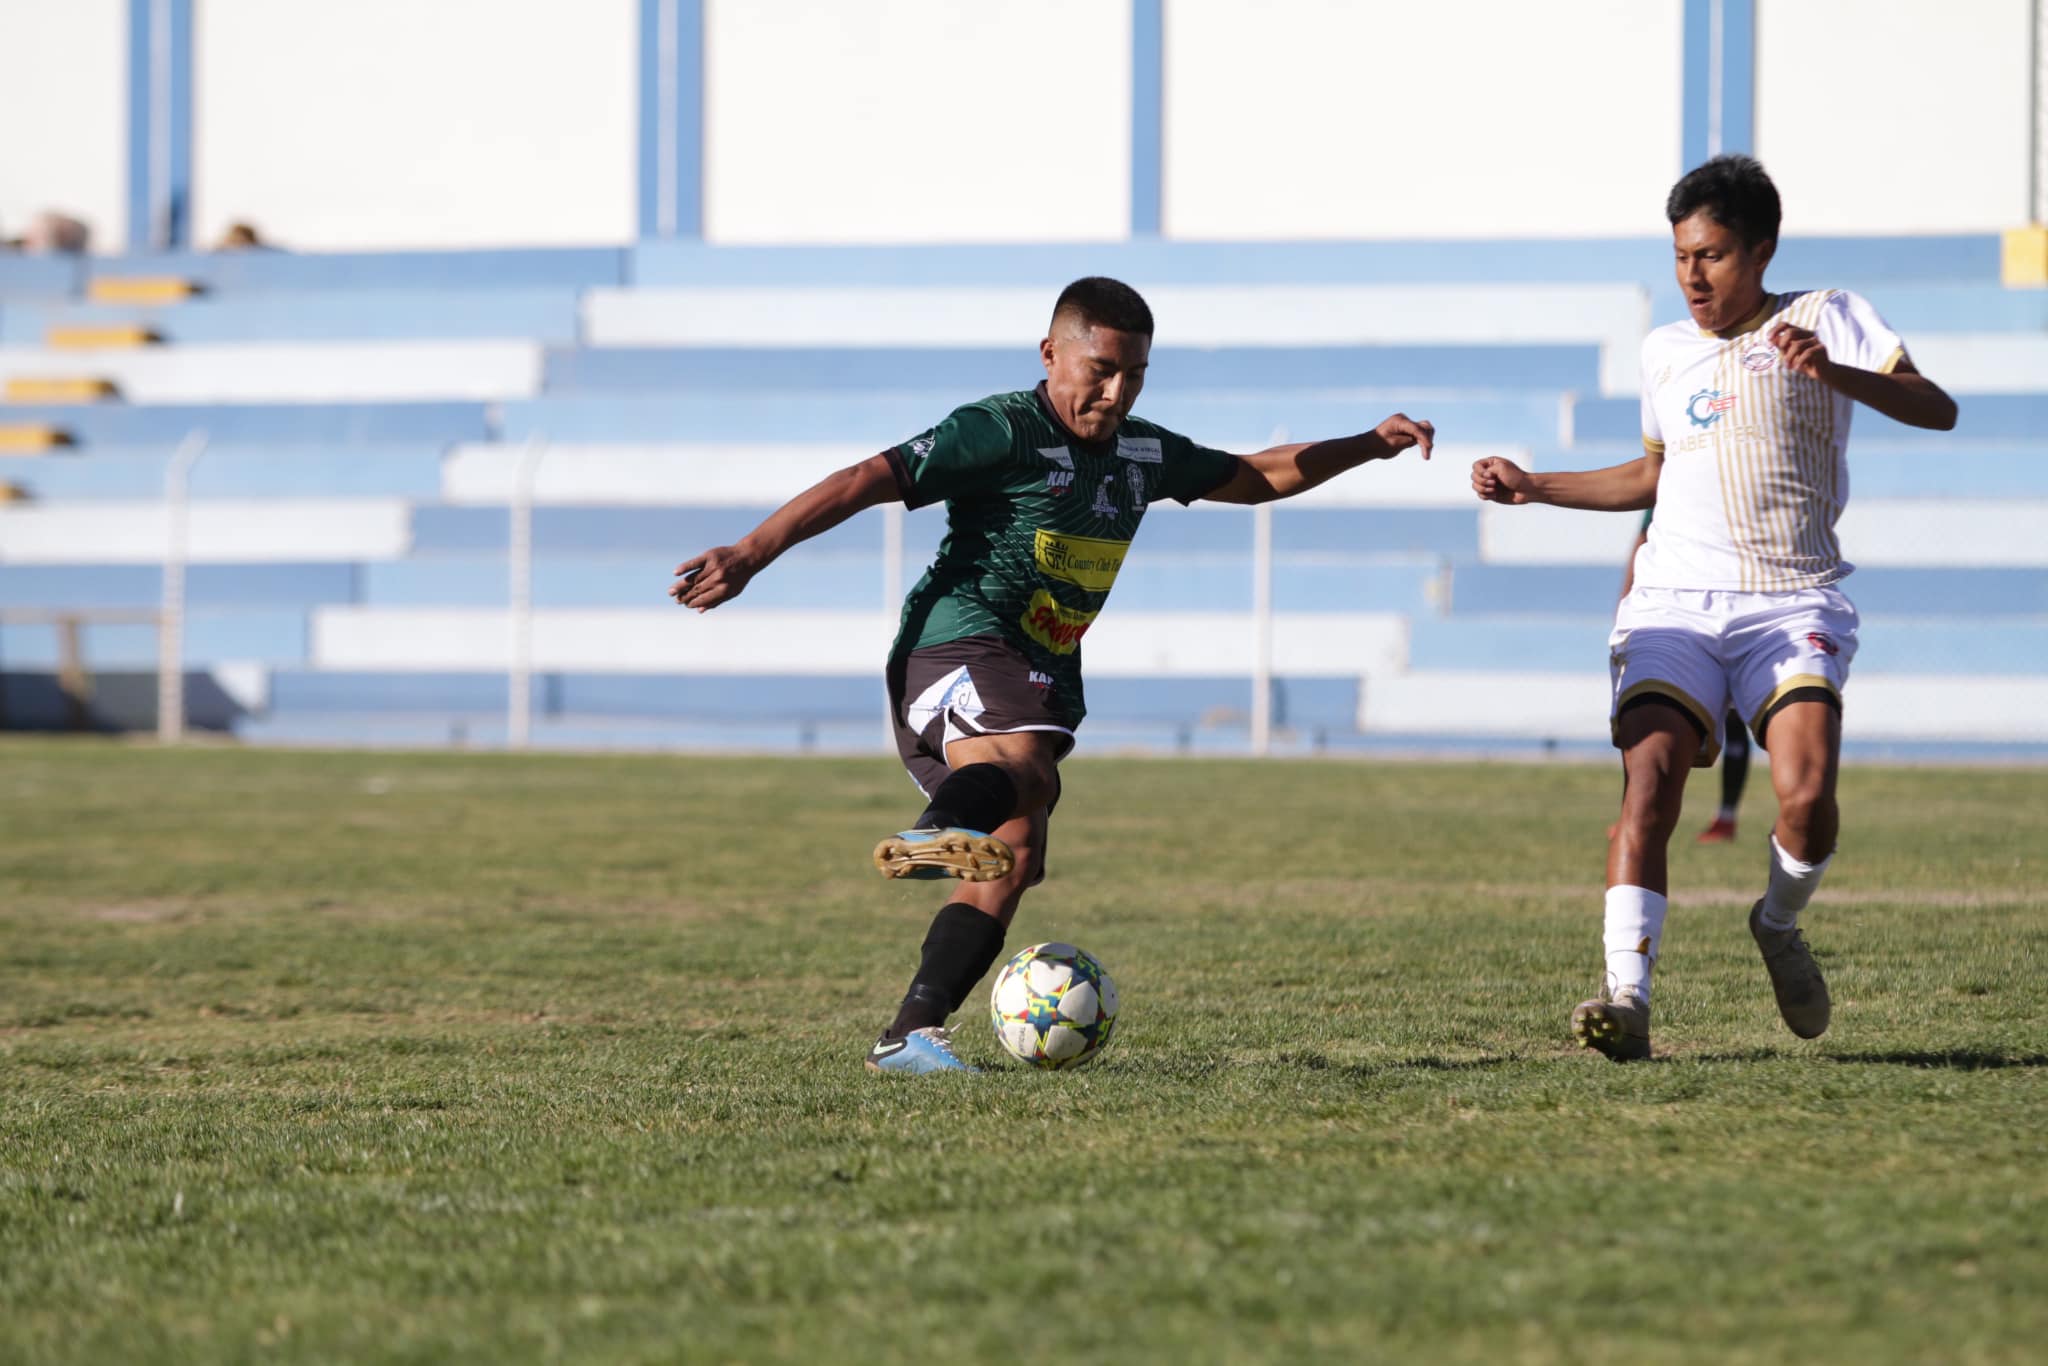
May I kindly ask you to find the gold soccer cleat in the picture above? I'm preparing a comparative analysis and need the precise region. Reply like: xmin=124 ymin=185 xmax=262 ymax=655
xmin=872 ymin=828 xmax=1015 ymax=883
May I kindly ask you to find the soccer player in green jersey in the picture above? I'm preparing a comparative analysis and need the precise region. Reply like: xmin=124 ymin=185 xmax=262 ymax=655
xmin=671 ymin=277 xmax=1433 ymax=1074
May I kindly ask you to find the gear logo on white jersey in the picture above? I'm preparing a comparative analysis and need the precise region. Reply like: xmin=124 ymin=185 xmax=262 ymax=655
xmin=1687 ymin=389 xmax=1737 ymax=428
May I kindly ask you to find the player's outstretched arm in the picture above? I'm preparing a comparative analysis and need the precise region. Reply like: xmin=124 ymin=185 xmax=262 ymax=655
xmin=1770 ymin=323 xmax=1958 ymax=431
xmin=1471 ymin=452 xmax=1661 ymax=511
xmin=669 ymin=453 xmax=900 ymax=611
xmin=1201 ymin=413 xmax=1435 ymax=505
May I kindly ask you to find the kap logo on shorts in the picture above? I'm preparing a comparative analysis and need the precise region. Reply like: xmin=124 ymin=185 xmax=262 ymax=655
xmin=1687 ymin=389 xmax=1738 ymax=428
xmin=1033 ymin=529 xmax=1129 ymax=592
xmin=1020 ymin=589 xmax=1098 ymax=654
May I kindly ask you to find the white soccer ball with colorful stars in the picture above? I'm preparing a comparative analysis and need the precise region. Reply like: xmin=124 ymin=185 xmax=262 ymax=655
xmin=990 ymin=942 xmax=1119 ymax=1068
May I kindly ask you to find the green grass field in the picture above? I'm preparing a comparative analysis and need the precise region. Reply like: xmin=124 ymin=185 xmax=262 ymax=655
xmin=3 ymin=739 xmax=2044 ymax=1364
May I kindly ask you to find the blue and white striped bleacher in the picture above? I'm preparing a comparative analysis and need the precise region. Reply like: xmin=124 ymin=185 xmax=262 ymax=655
xmin=3 ymin=239 xmax=2043 ymax=754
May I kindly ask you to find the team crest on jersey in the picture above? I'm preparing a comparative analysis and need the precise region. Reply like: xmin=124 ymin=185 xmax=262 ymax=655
xmin=1124 ymin=463 xmax=1149 ymax=509
xmin=907 ymin=431 xmax=936 ymax=459
xmin=1687 ymin=388 xmax=1738 ymax=428
xmin=1090 ymin=472 xmax=1119 ymax=518
xmin=1740 ymin=340 xmax=1778 ymax=373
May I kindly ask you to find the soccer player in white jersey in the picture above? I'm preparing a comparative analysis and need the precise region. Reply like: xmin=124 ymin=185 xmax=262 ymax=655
xmin=1471 ymin=155 xmax=1957 ymax=1061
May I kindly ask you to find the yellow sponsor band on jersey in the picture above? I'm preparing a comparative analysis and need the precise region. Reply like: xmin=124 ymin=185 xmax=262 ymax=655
xmin=1019 ymin=589 xmax=1099 ymax=655
xmin=1032 ymin=529 xmax=1130 ymax=593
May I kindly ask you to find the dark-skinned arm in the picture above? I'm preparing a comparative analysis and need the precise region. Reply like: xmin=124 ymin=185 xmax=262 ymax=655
xmin=1470 ymin=450 xmax=1662 ymax=511
xmin=1201 ymin=413 xmax=1435 ymax=505
xmin=1771 ymin=323 xmax=1958 ymax=431
xmin=669 ymin=453 xmax=901 ymax=611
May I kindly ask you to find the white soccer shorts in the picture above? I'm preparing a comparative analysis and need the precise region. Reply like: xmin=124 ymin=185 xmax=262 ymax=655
xmin=1607 ymin=585 xmax=1859 ymax=765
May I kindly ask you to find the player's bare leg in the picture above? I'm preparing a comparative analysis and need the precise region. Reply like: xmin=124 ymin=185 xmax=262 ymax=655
xmin=1749 ymin=699 xmax=1840 ymax=1038
xmin=872 ymin=731 xmax=1056 ymax=883
xmin=1576 ymin=703 xmax=1700 ymax=1061
xmin=867 ymin=805 xmax=1048 ymax=1074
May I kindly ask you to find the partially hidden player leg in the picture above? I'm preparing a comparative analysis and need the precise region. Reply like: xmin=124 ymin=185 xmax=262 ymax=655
xmin=1749 ymin=696 xmax=1840 ymax=1039
xmin=1696 ymin=711 xmax=1749 ymax=843
xmin=1576 ymin=701 xmax=1700 ymax=1062
xmin=866 ymin=804 xmax=1048 ymax=1075
xmin=871 ymin=731 xmax=1058 ymax=883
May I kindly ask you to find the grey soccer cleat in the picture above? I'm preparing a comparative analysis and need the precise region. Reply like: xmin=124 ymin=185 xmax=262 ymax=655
xmin=1571 ymin=989 xmax=1652 ymax=1062
xmin=1750 ymin=899 xmax=1831 ymax=1038
xmin=872 ymin=827 xmax=1014 ymax=883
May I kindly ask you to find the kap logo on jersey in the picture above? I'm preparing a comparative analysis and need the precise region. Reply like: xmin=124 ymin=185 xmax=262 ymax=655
xmin=1687 ymin=388 xmax=1738 ymax=428
xmin=1038 ymin=445 xmax=1076 ymax=494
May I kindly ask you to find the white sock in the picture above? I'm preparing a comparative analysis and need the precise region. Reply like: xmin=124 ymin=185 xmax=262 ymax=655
xmin=1602 ymin=885 xmax=1667 ymax=1002
xmin=1758 ymin=834 xmax=1830 ymax=932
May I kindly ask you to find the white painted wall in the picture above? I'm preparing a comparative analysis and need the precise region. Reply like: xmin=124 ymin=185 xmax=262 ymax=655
xmin=192 ymin=0 xmax=636 ymax=250
xmin=1163 ymin=0 xmax=1685 ymax=239
xmin=1756 ymin=0 xmax=2033 ymax=233
xmin=703 ymin=0 xmax=1129 ymax=243
xmin=0 ymin=0 xmax=126 ymax=252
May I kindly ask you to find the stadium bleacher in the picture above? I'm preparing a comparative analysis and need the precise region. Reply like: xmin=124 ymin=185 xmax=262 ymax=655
xmin=2 ymin=237 xmax=2043 ymax=755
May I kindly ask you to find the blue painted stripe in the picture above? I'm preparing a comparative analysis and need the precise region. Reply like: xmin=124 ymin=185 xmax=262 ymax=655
xmin=1574 ymin=391 xmax=2048 ymax=443
xmin=540 ymin=343 xmax=1601 ymax=395
xmin=1446 ymin=565 xmax=2048 ymax=619
xmin=675 ymin=0 xmax=703 ymax=240
xmin=0 ymin=256 xmax=84 ymax=301
xmin=1721 ymin=0 xmax=1755 ymax=155
xmin=637 ymin=0 xmax=662 ymax=239
xmin=1682 ymin=0 xmax=1754 ymax=168
xmin=0 ymin=402 xmax=490 ymax=446
xmin=125 ymin=0 xmax=193 ymax=250
xmin=1130 ymin=0 xmax=1163 ymax=237
xmin=89 ymin=247 xmax=626 ymax=292
xmin=629 ymin=235 xmax=1999 ymax=287
xmin=498 ymin=391 xmax=1562 ymax=445
xmin=636 ymin=0 xmax=702 ymax=240
xmin=1681 ymin=0 xmax=1712 ymax=171
xmin=1 ymin=289 xmax=585 ymax=345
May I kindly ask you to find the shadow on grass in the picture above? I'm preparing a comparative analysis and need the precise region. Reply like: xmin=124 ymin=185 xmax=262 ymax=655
xmin=1677 ymin=1046 xmax=2048 ymax=1070
xmin=1104 ymin=1050 xmax=1527 ymax=1081
xmin=1827 ymin=1048 xmax=2048 ymax=1071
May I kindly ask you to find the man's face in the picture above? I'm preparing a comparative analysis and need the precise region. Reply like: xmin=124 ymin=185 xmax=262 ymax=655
xmin=1673 ymin=209 xmax=1773 ymax=333
xmin=1040 ymin=321 xmax=1150 ymax=441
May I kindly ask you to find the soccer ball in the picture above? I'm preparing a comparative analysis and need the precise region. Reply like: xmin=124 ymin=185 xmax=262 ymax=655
xmin=989 ymin=942 xmax=1119 ymax=1068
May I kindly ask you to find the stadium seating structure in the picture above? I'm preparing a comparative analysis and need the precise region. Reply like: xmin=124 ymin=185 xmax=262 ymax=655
xmin=2 ymin=236 xmax=2043 ymax=756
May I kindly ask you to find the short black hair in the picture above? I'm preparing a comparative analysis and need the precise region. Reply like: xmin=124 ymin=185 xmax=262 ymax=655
xmin=1666 ymin=154 xmax=1781 ymax=249
xmin=1051 ymin=276 xmax=1153 ymax=337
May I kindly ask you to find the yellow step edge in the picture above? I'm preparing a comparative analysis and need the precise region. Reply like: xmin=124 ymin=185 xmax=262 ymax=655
xmin=47 ymin=324 xmax=161 ymax=349
xmin=87 ymin=276 xmax=199 ymax=305
xmin=2002 ymin=225 xmax=2048 ymax=288
xmin=0 ymin=424 xmax=74 ymax=454
xmin=5 ymin=377 xmax=121 ymax=404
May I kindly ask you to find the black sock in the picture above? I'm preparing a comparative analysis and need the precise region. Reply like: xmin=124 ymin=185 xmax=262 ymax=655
xmin=914 ymin=762 xmax=1018 ymax=835
xmin=1721 ymin=712 xmax=1750 ymax=813
xmin=883 ymin=902 xmax=1006 ymax=1039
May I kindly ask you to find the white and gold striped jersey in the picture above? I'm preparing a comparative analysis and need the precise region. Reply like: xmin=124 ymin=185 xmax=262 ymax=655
xmin=1635 ymin=289 xmax=1905 ymax=593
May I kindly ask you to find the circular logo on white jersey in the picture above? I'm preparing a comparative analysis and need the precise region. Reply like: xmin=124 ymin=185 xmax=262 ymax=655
xmin=1740 ymin=340 xmax=1778 ymax=373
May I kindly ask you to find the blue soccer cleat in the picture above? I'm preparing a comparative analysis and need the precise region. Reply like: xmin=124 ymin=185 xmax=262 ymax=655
xmin=864 ymin=1026 xmax=979 ymax=1074
xmin=872 ymin=827 xmax=1014 ymax=882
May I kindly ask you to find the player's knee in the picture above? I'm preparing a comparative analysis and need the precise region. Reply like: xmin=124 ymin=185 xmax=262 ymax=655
xmin=1775 ymin=780 xmax=1833 ymax=833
